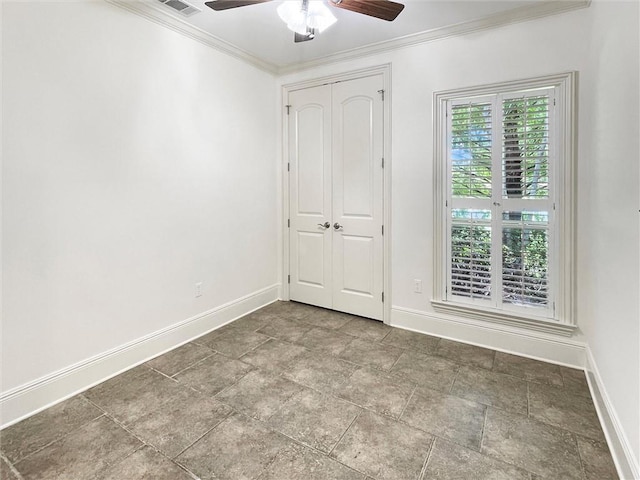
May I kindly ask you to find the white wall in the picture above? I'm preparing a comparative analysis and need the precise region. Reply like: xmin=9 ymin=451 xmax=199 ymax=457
xmin=579 ymin=0 xmax=640 ymax=472
xmin=2 ymin=1 xmax=277 ymax=396
xmin=280 ymin=2 xmax=639 ymax=475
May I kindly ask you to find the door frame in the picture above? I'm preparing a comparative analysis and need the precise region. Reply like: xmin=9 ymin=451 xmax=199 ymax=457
xmin=280 ymin=64 xmax=392 ymax=324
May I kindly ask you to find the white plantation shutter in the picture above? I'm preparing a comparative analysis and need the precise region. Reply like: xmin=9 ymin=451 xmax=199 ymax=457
xmin=502 ymin=94 xmax=550 ymax=200
xmin=448 ymin=99 xmax=494 ymax=305
xmin=445 ymin=88 xmax=556 ymax=317
xmin=450 ymin=213 xmax=492 ymax=301
xmin=501 ymin=211 xmax=549 ymax=308
xmin=499 ymin=89 xmax=554 ymax=314
xmin=450 ymin=101 xmax=492 ymax=199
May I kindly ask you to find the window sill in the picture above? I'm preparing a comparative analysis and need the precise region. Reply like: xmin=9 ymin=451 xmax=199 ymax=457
xmin=430 ymin=300 xmax=577 ymax=337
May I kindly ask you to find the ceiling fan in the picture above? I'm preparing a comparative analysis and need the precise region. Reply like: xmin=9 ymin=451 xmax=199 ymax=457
xmin=203 ymin=0 xmax=405 ymax=43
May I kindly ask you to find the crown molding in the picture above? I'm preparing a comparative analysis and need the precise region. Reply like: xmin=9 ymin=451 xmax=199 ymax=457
xmin=103 ymin=0 xmax=279 ymax=74
xmin=278 ymin=0 xmax=591 ymax=74
xmin=104 ymin=0 xmax=590 ymax=76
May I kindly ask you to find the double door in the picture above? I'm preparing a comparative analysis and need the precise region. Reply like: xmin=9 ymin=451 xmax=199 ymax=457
xmin=288 ymin=74 xmax=384 ymax=320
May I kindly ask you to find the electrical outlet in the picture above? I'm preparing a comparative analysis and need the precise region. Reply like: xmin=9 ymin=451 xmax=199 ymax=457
xmin=414 ymin=279 xmax=423 ymax=294
xmin=195 ymin=282 xmax=203 ymax=297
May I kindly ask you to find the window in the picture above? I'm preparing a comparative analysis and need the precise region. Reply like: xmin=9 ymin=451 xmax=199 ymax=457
xmin=433 ymin=73 xmax=576 ymax=335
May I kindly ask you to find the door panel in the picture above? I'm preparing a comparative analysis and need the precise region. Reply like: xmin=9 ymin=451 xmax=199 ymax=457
xmin=340 ymin=234 xmax=374 ymax=295
xmin=341 ymin=97 xmax=374 ymax=218
xmin=332 ymin=76 xmax=384 ymax=320
xmin=289 ymin=85 xmax=333 ymax=308
xmin=296 ymin=231 xmax=326 ymax=286
xmin=296 ymin=106 xmax=326 ymax=216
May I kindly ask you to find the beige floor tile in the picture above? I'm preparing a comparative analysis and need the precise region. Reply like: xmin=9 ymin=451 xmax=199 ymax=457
xmin=176 ymin=412 xmax=292 ymax=480
xmin=257 ymin=443 xmax=365 ymax=480
xmin=493 ymin=352 xmax=563 ymax=386
xmin=529 ymin=382 xmax=604 ymax=440
xmin=239 ymin=339 xmax=307 ymax=373
xmin=423 ymin=438 xmax=530 ymax=480
xmin=339 ymin=337 xmax=404 ymax=371
xmin=282 ymin=350 xmax=359 ymax=393
xmin=174 ymin=352 xmax=253 ymax=396
xmin=257 ymin=317 xmax=314 ymax=343
xmin=450 ymin=366 xmax=528 ymax=415
xmin=127 ymin=388 xmax=233 ymax=458
xmin=229 ymin=311 xmax=276 ymax=332
xmin=337 ymin=316 xmax=392 ymax=342
xmin=381 ymin=328 xmax=440 ymax=355
xmin=576 ymin=435 xmax=619 ymax=480
xmin=84 ymin=366 xmax=183 ymax=425
xmin=401 ymin=388 xmax=486 ymax=450
xmin=335 ymin=367 xmax=415 ymax=419
xmin=294 ymin=326 xmax=355 ymax=356
xmin=1 ymin=455 xmax=19 ymax=480
xmin=216 ymin=370 xmax=304 ymax=421
xmin=299 ymin=309 xmax=357 ymax=330
xmin=482 ymin=408 xmax=583 ymax=479
xmin=560 ymin=366 xmax=592 ymax=398
xmin=146 ymin=342 xmax=213 ymax=377
xmin=267 ymin=389 xmax=361 ymax=453
xmin=331 ymin=411 xmax=433 ymax=480
xmin=14 ymin=416 xmax=141 ymax=480
xmin=259 ymin=301 xmax=317 ymax=321
xmin=435 ymin=339 xmax=496 ymax=370
xmin=201 ymin=328 xmax=271 ymax=358
xmin=97 ymin=446 xmax=193 ymax=479
xmin=390 ymin=351 xmax=459 ymax=393
xmin=0 ymin=395 xmax=102 ymax=464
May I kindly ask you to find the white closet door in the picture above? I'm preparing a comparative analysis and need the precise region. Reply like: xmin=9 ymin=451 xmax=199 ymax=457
xmin=288 ymin=84 xmax=333 ymax=309
xmin=331 ymin=75 xmax=384 ymax=320
xmin=288 ymin=75 xmax=384 ymax=320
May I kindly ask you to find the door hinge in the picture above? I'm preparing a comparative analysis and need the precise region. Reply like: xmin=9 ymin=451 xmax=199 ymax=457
xmin=382 ymin=292 xmax=384 ymax=303
xmin=287 ymin=163 xmax=290 ymax=172
xmin=381 ymin=157 xmax=384 ymax=169
xmin=377 ymin=89 xmax=385 ymax=101
xmin=288 ymin=274 xmax=291 ymax=284
xmin=287 ymin=219 xmax=290 ymax=228
xmin=381 ymin=225 xmax=384 ymax=235
xmin=285 ymin=105 xmax=291 ymax=115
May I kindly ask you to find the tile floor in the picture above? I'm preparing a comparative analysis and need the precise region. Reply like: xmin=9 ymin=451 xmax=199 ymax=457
xmin=0 ymin=301 xmax=618 ymax=480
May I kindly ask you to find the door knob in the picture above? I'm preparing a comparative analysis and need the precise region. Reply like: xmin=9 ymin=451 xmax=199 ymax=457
xmin=334 ymin=223 xmax=343 ymax=230
xmin=317 ymin=222 xmax=330 ymax=229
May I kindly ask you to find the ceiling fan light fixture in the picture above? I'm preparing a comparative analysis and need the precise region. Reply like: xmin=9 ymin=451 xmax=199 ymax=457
xmin=306 ymin=1 xmax=336 ymax=31
xmin=277 ymin=0 xmax=336 ymax=35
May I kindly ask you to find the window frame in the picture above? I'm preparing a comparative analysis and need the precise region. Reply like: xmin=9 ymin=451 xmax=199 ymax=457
xmin=432 ymin=72 xmax=577 ymax=336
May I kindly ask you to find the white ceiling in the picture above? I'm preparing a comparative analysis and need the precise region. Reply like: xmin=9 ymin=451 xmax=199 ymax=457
xmin=113 ymin=0 xmax=588 ymax=72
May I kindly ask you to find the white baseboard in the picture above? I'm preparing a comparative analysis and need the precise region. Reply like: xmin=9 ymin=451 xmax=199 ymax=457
xmin=390 ymin=306 xmax=587 ymax=368
xmin=0 ymin=284 xmax=280 ymax=429
xmin=586 ymin=347 xmax=640 ymax=480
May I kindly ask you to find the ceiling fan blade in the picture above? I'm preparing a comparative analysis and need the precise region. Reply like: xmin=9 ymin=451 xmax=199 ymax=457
xmin=329 ymin=0 xmax=404 ymax=21
xmin=204 ymin=0 xmax=272 ymax=11
xmin=294 ymin=27 xmax=316 ymax=43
